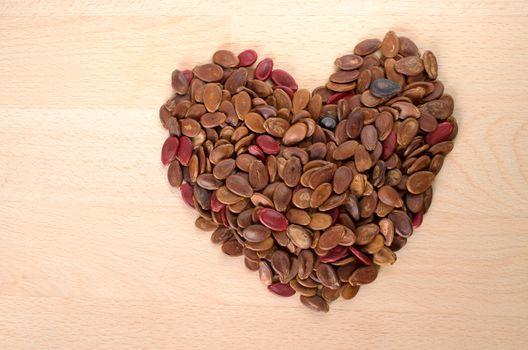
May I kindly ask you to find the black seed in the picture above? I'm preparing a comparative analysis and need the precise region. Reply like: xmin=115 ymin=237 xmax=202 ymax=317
xmin=370 ymin=78 xmax=401 ymax=98
xmin=319 ymin=116 xmax=337 ymax=130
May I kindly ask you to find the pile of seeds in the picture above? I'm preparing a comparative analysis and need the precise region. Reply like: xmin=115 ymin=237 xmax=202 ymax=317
xmin=159 ymin=30 xmax=457 ymax=312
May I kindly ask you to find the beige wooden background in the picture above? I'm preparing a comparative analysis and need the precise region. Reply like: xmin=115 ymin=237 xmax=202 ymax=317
xmin=1 ymin=1 xmax=527 ymax=349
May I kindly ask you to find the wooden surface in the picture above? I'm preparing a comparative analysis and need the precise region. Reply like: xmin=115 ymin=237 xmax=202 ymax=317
xmin=1 ymin=1 xmax=527 ymax=349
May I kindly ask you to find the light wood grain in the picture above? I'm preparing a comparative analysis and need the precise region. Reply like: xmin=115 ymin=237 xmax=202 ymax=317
xmin=1 ymin=1 xmax=527 ymax=349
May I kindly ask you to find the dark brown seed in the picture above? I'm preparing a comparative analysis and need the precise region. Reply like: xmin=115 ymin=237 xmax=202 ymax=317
xmin=397 ymin=118 xmax=419 ymax=147
xmin=244 ymin=257 xmax=260 ymax=271
xmin=373 ymin=246 xmax=397 ymax=266
xmin=330 ymin=70 xmax=360 ymax=83
xmin=375 ymin=111 xmax=393 ymax=141
xmin=234 ymin=91 xmax=251 ymax=120
xmin=271 ymin=250 xmax=291 ymax=278
xmin=361 ymin=125 xmax=378 ymax=151
xmin=171 ymin=69 xmax=189 ymax=95
xmin=286 ymin=208 xmax=311 ymax=226
xmin=356 ymin=223 xmax=380 ymax=245
xmin=283 ymin=157 xmax=302 ymax=187
xmin=399 ymin=37 xmax=419 ymax=57
xmin=365 ymin=234 xmax=385 ymax=254
xmin=259 ymin=261 xmax=273 ymax=286
xmin=337 ymin=261 xmax=359 ymax=282
xmin=226 ymin=174 xmax=253 ymax=198
xmin=186 ymin=103 xmax=206 ymax=119
xmin=180 ymin=118 xmax=201 ymax=138
xmin=187 ymin=154 xmax=200 ymax=183
xmin=159 ymin=105 xmax=172 ymax=129
xmin=248 ymin=160 xmax=269 ymax=191
xmin=355 ymin=144 xmax=373 ymax=172
xmin=381 ymin=30 xmax=399 ymax=58
xmin=167 ymin=161 xmax=183 ymax=187
xmin=349 ymin=266 xmax=378 ymax=285
xmin=203 ymin=83 xmax=222 ymax=112
xmin=419 ymin=113 xmax=438 ymax=133
xmin=407 ymin=171 xmax=435 ymax=194
xmin=379 ymin=217 xmax=395 ymax=246
xmin=326 ymin=81 xmax=357 ymax=92
xmin=166 ymin=117 xmax=181 ymax=137
xmin=423 ymin=50 xmax=438 ymax=80
xmin=244 ymin=112 xmax=266 ymax=133
xmin=287 ymin=225 xmax=313 ymax=249
xmin=310 ymin=183 xmax=332 ymax=208
xmin=250 ymin=193 xmax=273 ymax=208
xmin=346 ymin=110 xmax=364 ymax=139
xmin=209 ymin=144 xmax=234 ymax=164
xmin=384 ymin=58 xmax=405 ymax=86
xmin=201 ymin=112 xmax=226 ymax=129
xmin=333 ymin=140 xmax=359 ymax=161
xmin=333 ymin=166 xmax=353 ymax=194
xmin=355 ymin=69 xmax=371 ymax=94
xmin=290 ymin=279 xmax=317 ymax=297
xmin=283 ymin=123 xmax=308 ymax=146
xmin=405 ymin=193 xmax=424 ymax=214
xmin=300 ymin=295 xmax=329 ymax=312
xmin=273 ymin=183 xmax=293 ymax=212
xmin=388 ymin=210 xmax=413 ymax=237
xmin=193 ymin=185 xmax=211 ymax=210
xmin=245 ymin=237 xmax=275 ymax=252
xmin=195 ymin=217 xmax=217 ymax=231
xmin=243 ymin=224 xmax=271 ymax=243
xmin=316 ymin=264 xmax=340 ymax=289
xmin=407 ymin=155 xmax=431 ymax=174
xmin=195 ymin=173 xmax=220 ymax=191
xmin=320 ymin=193 xmax=348 ymax=211
xmin=430 ymin=154 xmax=445 ymax=174
xmin=211 ymin=227 xmax=233 ymax=244
xmin=193 ymin=63 xmax=224 ymax=82
xmin=361 ymin=90 xmax=383 ymax=108
xmin=335 ymin=54 xmax=364 ymax=70
xmin=319 ymin=225 xmax=346 ymax=250
xmin=292 ymin=88 xmax=311 ymax=114
xmin=212 ymin=49 xmax=239 ymax=68
xmin=298 ymin=250 xmax=315 ymax=279
xmin=354 ymin=38 xmax=382 ymax=56
xmin=234 ymin=154 xmax=256 ymax=172
xmin=212 ymin=158 xmax=236 ymax=180
xmin=292 ymin=188 xmax=313 ymax=209
xmin=224 ymin=68 xmax=248 ymax=94
xmin=378 ymin=186 xmax=403 ymax=207
xmin=308 ymin=213 xmax=333 ymax=230
xmin=221 ymin=239 xmax=243 ymax=256
xmin=341 ymin=284 xmax=360 ymax=300
xmin=394 ymin=56 xmax=424 ymax=76
xmin=263 ymin=117 xmax=290 ymax=138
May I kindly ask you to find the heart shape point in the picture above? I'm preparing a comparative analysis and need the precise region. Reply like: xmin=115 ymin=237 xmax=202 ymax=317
xmin=159 ymin=30 xmax=457 ymax=312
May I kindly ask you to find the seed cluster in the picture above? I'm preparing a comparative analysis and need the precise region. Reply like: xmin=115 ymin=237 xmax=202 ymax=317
xmin=159 ymin=30 xmax=457 ymax=312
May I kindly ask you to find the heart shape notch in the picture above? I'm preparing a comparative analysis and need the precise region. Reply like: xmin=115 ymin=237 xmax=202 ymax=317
xmin=159 ymin=30 xmax=458 ymax=312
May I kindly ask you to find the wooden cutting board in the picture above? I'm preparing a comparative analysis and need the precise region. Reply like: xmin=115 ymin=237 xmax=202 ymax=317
xmin=1 ymin=1 xmax=527 ymax=349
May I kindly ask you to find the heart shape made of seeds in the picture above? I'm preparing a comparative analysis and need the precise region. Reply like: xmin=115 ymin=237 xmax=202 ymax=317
xmin=159 ymin=30 xmax=458 ymax=312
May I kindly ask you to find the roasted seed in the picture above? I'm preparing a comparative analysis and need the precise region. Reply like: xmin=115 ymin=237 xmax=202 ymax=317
xmin=194 ymin=63 xmax=224 ymax=82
